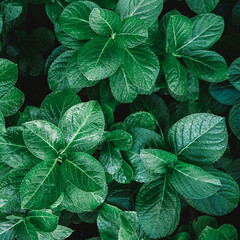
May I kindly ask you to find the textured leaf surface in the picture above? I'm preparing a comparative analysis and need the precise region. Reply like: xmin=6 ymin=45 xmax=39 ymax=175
xmin=113 ymin=160 xmax=133 ymax=184
xmin=20 ymin=160 xmax=63 ymax=209
xmin=59 ymin=101 xmax=104 ymax=153
xmin=169 ymin=161 xmax=221 ymax=199
xmin=62 ymin=152 xmax=106 ymax=192
xmin=229 ymin=104 xmax=240 ymax=139
xmin=185 ymin=0 xmax=219 ymax=14
xmin=167 ymin=113 xmax=228 ymax=165
xmin=109 ymin=130 xmax=132 ymax=151
xmin=78 ymin=37 xmax=121 ymax=81
xmin=136 ymin=176 xmax=180 ymax=238
xmin=0 ymin=221 xmax=18 ymax=240
xmin=23 ymin=120 xmax=65 ymax=161
xmin=123 ymin=46 xmax=159 ymax=90
xmin=15 ymin=220 xmax=38 ymax=240
xmin=115 ymin=0 xmax=163 ymax=26
xmin=198 ymin=226 xmax=227 ymax=240
xmin=229 ymin=57 xmax=240 ymax=90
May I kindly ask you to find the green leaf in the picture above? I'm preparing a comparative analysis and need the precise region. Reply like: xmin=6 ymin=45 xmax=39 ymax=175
xmin=62 ymin=179 xmax=107 ymax=213
xmin=115 ymin=17 xmax=148 ymax=48
xmin=46 ymin=0 xmax=68 ymax=24
xmin=181 ymin=49 xmax=228 ymax=82
xmin=109 ymin=67 xmax=138 ymax=103
xmin=186 ymin=169 xmax=240 ymax=216
xmin=0 ymin=126 xmax=40 ymax=169
xmin=99 ymin=143 xmax=123 ymax=175
xmin=0 ymin=221 xmax=19 ymax=240
xmin=20 ymin=160 xmax=63 ymax=209
xmin=40 ymin=90 xmax=81 ymax=126
xmin=27 ymin=210 xmax=58 ymax=232
xmin=115 ymin=0 xmax=163 ymax=26
xmin=59 ymin=101 xmax=104 ymax=153
xmin=140 ymin=149 xmax=177 ymax=174
xmin=109 ymin=130 xmax=132 ymax=151
xmin=15 ymin=220 xmax=38 ymax=240
xmin=229 ymin=104 xmax=240 ymax=139
xmin=3 ymin=1 xmax=23 ymax=22
xmin=123 ymin=46 xmax=160 ymax=90
xmin=0 ymin=111 xmax=5 ymax=134
xmin=169 ymin=161 xmax=221 ymax=199
xmin=178 ymin=13 xmax=224 ymax=51
xmin=163 ymin=55 xmax=188 ymax=96
xmin=89 ymin=8 xmax=122 ymax=36
xmin=125 ymin=128 xmax=165 ymax=182
xmin=0 ymin=59 xmax=18 ymax=98
xmin=58 ymin=1 xmax=97 ymax=40
xmin=17 ymin=106 xmax=42 ymax=126
xmin=193 ymin=216 xmax=218 ymax=237
xmin=229 ymin=57 xmax=240 ymax=90
xmin=97 ymin=203 xmax=122 ymax=240
xmin=0 ymin=87 xmax=24 ymax=117
xmin=198 ymin=226 xmax=226 ymax=240
xmin=218 ymin=224 xmax=238 ymax=240
xmin=167 ymin=113 xmax=228 ymax=165
xmin=23 ymin=120 xmax=65 ymax=161
xmin=62 ymin=152 xmax=106 ymax=192
xmin=166 ymin=15 xmax=192 ymax=53
xmin=0 ymin=162 xmax=12 ymax=182
xmin=185 ymin=0 xmax=220 ymax=14
xmin=169 ymin=232 xmax=191 ymax=240
xmin=102 ymin=104 xmax=114 ymax=130
xmin=124 ymin=111 xmax=155 ymax=131
xmin=78 ymin=37 xmax=121 ymax=81
xmin=113 ymin=160 xmax=133 ymax=184
xmin=136 ymin=176 xmax=181 ymax=238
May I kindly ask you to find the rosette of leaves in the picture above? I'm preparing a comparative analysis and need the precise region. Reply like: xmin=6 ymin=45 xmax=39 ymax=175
xmin=0 ymin=58 xmax=24 ymax=119
xmin=155 ymin=11 xmax=228 ymax=101
xmin=133 ymin=113 xmax=239 ymax=239
xmin=0 ymin=209 xmax=73 ymax=239
xmin=48 ymin=0 xmax=163 ymax=103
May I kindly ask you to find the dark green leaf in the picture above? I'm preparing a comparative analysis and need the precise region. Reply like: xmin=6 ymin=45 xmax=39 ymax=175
xmin=185 ymin=0 xmax=220 ymax=14
xmin=229 ymin=104 xmax=240 ymax=139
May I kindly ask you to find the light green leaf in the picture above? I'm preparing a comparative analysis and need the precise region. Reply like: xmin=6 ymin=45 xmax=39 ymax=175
xmin=167 ymin=113 xmax=228 ymax=165
xmin=140 ymin=149 xmax=177 ymax=174
xmin=97 ymin=203 xmax=122 ymax=240
xmin=181 ymin=49 xmax=228 ymax=82
xmin=166 ymin=15 xmax=192 ymax=53
xmin=109 ymin=130 xmax=132 ymax=151
xmin=59 ymin=101 xmax=104 ymax=153
xmin=178 ymin=13 xmax=224 ymax=51
xmin=17 ymin=106 xmax=42 ymax=126
xmin=193 ymin=216 xmax=218 ymax=237
xmin=27 ymin=210 xmax=58 ymax=232
xmin=23 ymin=120 xmax=65 ymax=161
xmin=186 ymin=169 xmax=240 ymax=216
xmin=58 ymin=1 xmax=97 ymax=40
xmin=40 ymin=90 xmax=81 ymax=126
xmin=15 ymin=220 xmax=38 ymax=240
xmin=78 ymin=37 xmax=121 ymax=81
xmin=169 ymin=161 xmax=221 ymax=199
xmin=62 ymin=152 xmax=106 ymax=192
xmin=0 ymin=111 xmax=5 ymax=134
xmin=198 ymin=226 xmax=226 ymax=240
xmin=229 ymin=57 xmax=240 ymax=91
xmin=20 ymin=160 xmax=63 ymax=209
xmin=0 ymin=59 xmax=18 ymax=98
xmin=136 ymin=176 xmax=181 ymax=238
xmin=123 ymin=46 xmax=160 ymax=90
xmin=115 ymin=17 xmax=148 ymax=48
xmin=109 ymin=67 xmax=138 ymax=103
xmin=185 ymin=0 xmax=219 ymax=14
xmin=229 ymin=104 xmax=240 ymax=139
xmin=218 ymin=224 xmax=238 ymax=240
xmin=0 ymin=221 xmax=19 ymax=240
xmin=124 ymin=111 xmax=155 ymax=131
xmin=89 ymin=8 xmax=122 ymax=36
xmin=113 ymin=160 xmax=133 ymax=184
xmin=115 ymin=0 xmax=163 ymax=26
xmin=163 ymin=55 xmax=188 ymax=96
xmin=46 ymin=0 xmax=68 ymax=23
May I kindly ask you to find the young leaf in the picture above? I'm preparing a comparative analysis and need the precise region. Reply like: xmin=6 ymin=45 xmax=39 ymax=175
xmin=167 ymin=113 xmax=228 ymax=165
xmin=20 ymin=160 xmax=63 ymax=209
xmin=178 ymin=13 xmax=224 ymax=51
xmin=168 ymin=161 xmax=221 ymax=199
xmin=27 ymin=210 xmax=58 ymax=232
xmin=40 ymin=90 xmax=81 ymax=126
xmin=59 ymin=101 xmax=104 ymax=153
xmin=89 ymin=8 xmax=122 ymax=36
xmin=198 ymin=226 xmax=227 ymax=240
xmin=185 ymin=0 xmax=220 ymax=14
xmin=62 ymin=152 xmax=106 ymax=192
xmin=166 ymin=15 xmax=192 ymax=53
xmin=193 ymin=216 xmax=218 ymax=237
xmin=115 ymin=17 xmax=148 ymax=49
xmin=181 ymin=49 xmax=228 ymax=82
xmin=218 ymin=224 xmax=238 ymax=240
xmin=115 ymin=0 xmax=163 ymax=26
xmin=229 ymin=57 xmax=240 ymax=90
xmin=229 ymin=104 xmax=240 ymax=139
xmin=140 ymin=149 xmax=177 ymax=174
xmin=136 ymin=176 xmax=181 ymax=239
xmin=109 ymin=67 xmax=138 ymax=103
xmin=23 ymin=120 xmax=65 ymax=161
xmin=109 ymin=130 xmax=132 ymax=151
xmin=123 ymin=46 xmax=160 ymax=91
xmin=186 ymin=169 xmax=240 ymax=216
xmin=78 ymin=37 xmax=121 ymax=81
xmin=58 ymin=1 xmax=97 ymax=40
